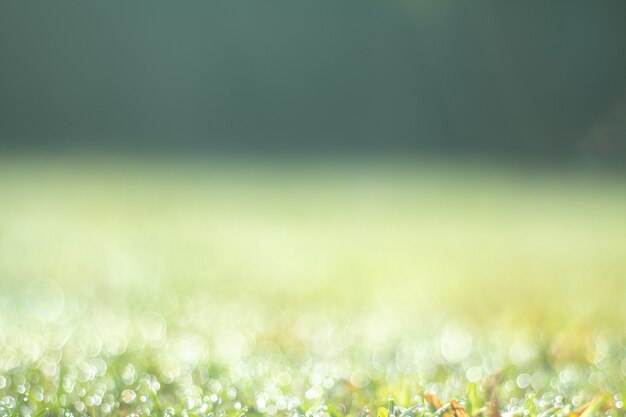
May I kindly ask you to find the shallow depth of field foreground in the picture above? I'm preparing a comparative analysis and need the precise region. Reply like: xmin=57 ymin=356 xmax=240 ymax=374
xmin=1 ymin=158 xmax=626 ymax=417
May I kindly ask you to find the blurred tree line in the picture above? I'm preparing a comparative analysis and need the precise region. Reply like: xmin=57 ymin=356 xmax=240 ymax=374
xmin=1 ymin=0 xmax=625 ymax=161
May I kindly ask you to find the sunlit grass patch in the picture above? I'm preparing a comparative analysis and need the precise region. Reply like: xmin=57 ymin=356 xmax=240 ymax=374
xmin=1 ymin=157 xmax=625 ymax=417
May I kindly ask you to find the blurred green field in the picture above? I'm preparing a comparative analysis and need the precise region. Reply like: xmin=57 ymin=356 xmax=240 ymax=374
xmin=1 ymin=157 xmax=626 ymax=417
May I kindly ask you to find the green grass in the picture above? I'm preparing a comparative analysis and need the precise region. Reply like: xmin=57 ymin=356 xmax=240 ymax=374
xmin=1 ymin=157 xmax=626 ymax=417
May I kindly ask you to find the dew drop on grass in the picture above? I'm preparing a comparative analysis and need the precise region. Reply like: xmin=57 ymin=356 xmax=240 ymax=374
xmin=75 ymin=401 xmax=85 ymax=412
xmin=350 ymin=369 xmax=370 ymax=388
xmin=184 ymin=397 xmax=194 ymax=409
xmin=517 ymin=374 xmax=531 ymax=389
xmin=440 ymin=324 xmax=472 ymax=363
xmin=466 ymin=367 xmax=482 ymax=382
xmin=256 ymin=398 xmax=267 ymax=412
xmin=121 ymin=390 xmax=137 ymax=404
xmin=1 ymin=398 xmax=16 ymax=409
xmin=276 ymin=398 xmax=287 ymax=410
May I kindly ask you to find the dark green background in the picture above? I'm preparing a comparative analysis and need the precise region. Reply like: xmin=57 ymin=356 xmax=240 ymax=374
xmin=1 ymin=1 xmax=625 ymax=160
